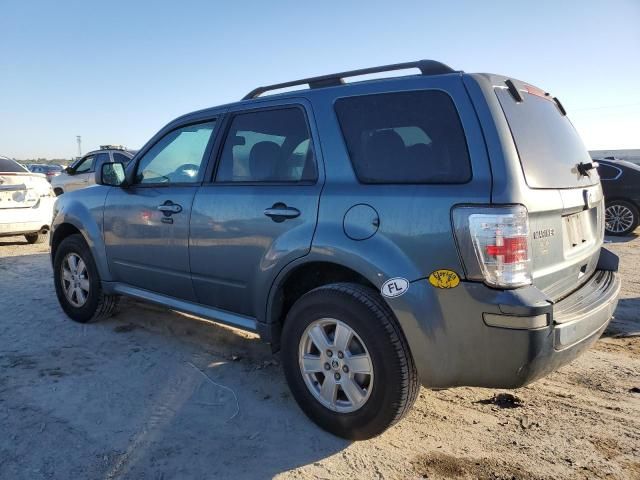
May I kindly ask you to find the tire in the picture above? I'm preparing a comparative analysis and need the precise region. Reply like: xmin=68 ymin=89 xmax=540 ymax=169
xmin=54 ymin=188 xmax=64 ymax=196
xmin=605 ymin=200 xmax=639 ymax=236
xmin=281 ymin=282 xmax=419 ymax=440
xmin=53 ymin=234 xmax=119 ymax=323
xmin=24 ymin=232 xmax=47 ymax=244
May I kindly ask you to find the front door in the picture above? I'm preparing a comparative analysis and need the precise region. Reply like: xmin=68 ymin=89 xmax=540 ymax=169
xmin=190 ymin=103 xmax=322 ymax=317
xmin=66 ymin=153 xmax=97 ymax=192
xmin=103 ymin=120 xmax=218 ymax=301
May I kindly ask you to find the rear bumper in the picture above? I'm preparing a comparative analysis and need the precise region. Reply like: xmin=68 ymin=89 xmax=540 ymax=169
xmin=397 ymin=250 xmax=621 ymax=389
xmin=0 ymin=198 xmax=54 ymax=237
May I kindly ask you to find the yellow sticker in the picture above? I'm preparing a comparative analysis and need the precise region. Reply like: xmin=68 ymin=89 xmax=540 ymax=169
xmin=428 ymin=269 xmax=460 ymax=289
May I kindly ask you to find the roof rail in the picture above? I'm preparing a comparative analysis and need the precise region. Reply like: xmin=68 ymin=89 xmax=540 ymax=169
xmin=243 ymin=60 xmax=456 ymax=100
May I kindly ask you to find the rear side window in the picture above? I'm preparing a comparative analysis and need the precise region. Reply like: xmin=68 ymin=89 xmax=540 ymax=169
xmin=597 ymin=163 xmax=620 ymax=181
xmin=335 ymin=91 xmax=471 ymax=184
xmin=216 ymin=108 xmax=317 ymax=183
xmin=496 ymin=88 xmax=597 ymax=189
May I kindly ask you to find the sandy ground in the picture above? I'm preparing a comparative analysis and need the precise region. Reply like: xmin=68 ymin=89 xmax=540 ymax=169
xmin=0 ymin=234 xmax=638 ymax=480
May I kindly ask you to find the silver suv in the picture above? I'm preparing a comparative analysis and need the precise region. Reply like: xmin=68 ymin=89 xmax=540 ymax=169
xmin=51 ymin=145 xmax=134 ymax=195
xmin=50 ymin=61 xmax=621 ymax=439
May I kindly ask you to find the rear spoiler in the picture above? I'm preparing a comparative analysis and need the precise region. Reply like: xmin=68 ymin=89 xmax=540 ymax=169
xmin=504 ymin=79 xmax=567 ymax=116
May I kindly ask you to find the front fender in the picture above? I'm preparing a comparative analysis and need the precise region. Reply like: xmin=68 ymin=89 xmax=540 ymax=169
xmin=51 ymin=187 xmax=111 ymax=281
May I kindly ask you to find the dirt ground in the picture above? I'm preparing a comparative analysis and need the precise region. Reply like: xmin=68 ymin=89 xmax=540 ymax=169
xmin=0 ymin=234 xmax=638 ymax=480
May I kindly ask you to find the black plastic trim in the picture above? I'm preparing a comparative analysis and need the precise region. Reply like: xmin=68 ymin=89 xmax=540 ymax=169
xmin=243 ymin=60 xmax=456 ymax=100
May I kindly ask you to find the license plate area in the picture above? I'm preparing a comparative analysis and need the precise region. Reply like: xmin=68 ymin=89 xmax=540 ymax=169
xmin=0 ymin=188 xmax=34 ymax=209
xmin=563 ymin=210 xmax=596 ymax=254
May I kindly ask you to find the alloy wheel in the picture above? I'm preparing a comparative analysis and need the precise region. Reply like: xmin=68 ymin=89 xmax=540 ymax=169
xmin=61 ymin=253 xmax=90 ymax=307
xmin=298 ymin=318 xmax=374 ymax=413
xmin=605 ymin=204 xmax=634 ymax=234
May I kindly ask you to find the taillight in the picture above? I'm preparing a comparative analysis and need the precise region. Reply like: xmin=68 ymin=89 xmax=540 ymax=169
xmin=452 ymin=205 xmax=532 ymax=288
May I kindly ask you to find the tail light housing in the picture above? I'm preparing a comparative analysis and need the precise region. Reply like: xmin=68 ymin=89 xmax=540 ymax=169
xmin=452 ymin=205 xmax=532 ymax=288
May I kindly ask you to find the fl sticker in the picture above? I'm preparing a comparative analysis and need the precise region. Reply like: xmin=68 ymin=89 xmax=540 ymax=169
xmin=428 ymin=269 xmax=460 ymax=289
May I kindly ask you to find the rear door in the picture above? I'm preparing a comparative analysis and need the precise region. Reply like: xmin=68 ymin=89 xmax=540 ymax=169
xmin=494 ymin=85 xmax=604 ymax=301
xmin=189 ymin=101 xmax=322 ymax=317
xmin=103 ymin=119 xmax=218 ymax=301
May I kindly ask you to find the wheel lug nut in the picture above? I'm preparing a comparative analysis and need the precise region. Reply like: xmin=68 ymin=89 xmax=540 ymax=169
xmin=324 ymin=363 xmax=330 ymax=371
xmin=326 ymin=350 xmax=333 ymax=357
xmin=334 ymin=372 xmax=341 ymax=381
xmin=342 ymin=365 xmax=349 ymax=373
xmin=337 ymin=351 xmax=344 ymax=359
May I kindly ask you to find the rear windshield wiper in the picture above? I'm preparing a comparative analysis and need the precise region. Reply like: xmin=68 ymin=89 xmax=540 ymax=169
xmin=577 ymin=161 xmax=597 ymax=177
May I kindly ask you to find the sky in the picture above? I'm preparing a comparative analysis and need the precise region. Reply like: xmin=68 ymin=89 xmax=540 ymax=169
xmin=1 ymin=0 xmax=639 ymax=159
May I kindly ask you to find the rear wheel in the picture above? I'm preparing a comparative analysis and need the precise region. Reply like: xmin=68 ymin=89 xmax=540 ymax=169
xmin=605 ymin=200 xmax=639 ymax=236
xmin=54 ymin=188 xmax=64 ymax=196
xmin=53 ymin=234 xmax=119 ymax=323
xmin=24 ymin=232 xmax=47 ymax=244
xmin=281 ymin=283 xmax=419 ymax=440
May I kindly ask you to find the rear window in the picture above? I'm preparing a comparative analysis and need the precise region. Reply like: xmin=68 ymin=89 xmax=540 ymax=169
xmin=496 ymin=88 xmax=597 ymax=189
xmin=0 ymin=158 xmax=27 ymax=173
xmin=335 ymin=91 xmax=471 ymax=184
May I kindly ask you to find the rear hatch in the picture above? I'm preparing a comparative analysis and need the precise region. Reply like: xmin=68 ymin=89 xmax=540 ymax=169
xmin=0 ymin=172 xmax=51 ymax=209
xmin=495 ymin=83 xmax=604 ymax=303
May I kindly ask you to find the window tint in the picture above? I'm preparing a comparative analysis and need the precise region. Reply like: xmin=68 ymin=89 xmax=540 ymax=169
xmin=74 ymin=155 xmax=95 ymax=174
xmin=0 ymin=158 xmax=27 ymax=172
xmin=495 ymin=88 xmax=597 ymax=189
xmin=216 ymin=108 xmax=317 ymax=183
xmin=597 ymin=164 xmax=620 ymax=181
xmin=335 ymin=91 xmax=471 ymax=184
xmin=113 ymin=152 xmax=131 ymax=164
xmin=136 ymin=121 xmax=216 ymax=184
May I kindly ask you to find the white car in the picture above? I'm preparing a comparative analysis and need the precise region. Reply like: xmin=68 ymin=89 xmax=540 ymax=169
xmin=51 ymin=146 xmax=134 ymax=195
xmin=0 ymin=156 xmax=55 ymax=244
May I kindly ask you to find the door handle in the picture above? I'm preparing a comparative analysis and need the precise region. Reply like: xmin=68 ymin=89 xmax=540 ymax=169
xmin=264 ymin=203 xmax=301 ymax=222
xmin=157 ymin=201 xmax=183 ymax=215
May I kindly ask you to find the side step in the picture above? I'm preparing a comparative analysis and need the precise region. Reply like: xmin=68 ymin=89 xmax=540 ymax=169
xmin=105 ymin=282 xmax=258 ymax=332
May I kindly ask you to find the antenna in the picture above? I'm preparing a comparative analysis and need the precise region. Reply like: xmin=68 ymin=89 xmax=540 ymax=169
xmin=76 ymin=135 xmax=82 ymax=158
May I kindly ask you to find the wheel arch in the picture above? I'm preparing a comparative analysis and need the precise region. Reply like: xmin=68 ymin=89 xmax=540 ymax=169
xmin=263 ymin=260 xmax=379 ymax=347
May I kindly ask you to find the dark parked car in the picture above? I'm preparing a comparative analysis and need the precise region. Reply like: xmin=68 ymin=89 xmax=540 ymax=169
xmin=597 ymin=159 xmax=640 ymax=235
xmin=28 ymin=164 xmax=64 ymax=182
xmin=50 ymin=60 xmax=620 ymax=439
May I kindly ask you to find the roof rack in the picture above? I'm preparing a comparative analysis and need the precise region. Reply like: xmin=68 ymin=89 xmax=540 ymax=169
xmin=99 ymin=144 xmax=126 ymax=151
xmin=243 ymin=59 xmax=456 ymax=100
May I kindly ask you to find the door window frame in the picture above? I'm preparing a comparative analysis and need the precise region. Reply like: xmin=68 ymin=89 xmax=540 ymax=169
xmin=129 ymin=117 xmax=220 ymax=189
xmin=206 ymin=102 xmax=321 ymax=187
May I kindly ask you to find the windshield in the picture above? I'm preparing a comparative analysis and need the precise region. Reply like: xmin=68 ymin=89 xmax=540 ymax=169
xmin=496 ymin=88 xmax=598 ymax=189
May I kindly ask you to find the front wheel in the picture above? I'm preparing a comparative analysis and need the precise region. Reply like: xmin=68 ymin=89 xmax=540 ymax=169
xmin=281 ymin=283 xmax=419 ymax=440
xmin=605 ymin=200 xmax=639 ymax=236
xmin=53 ymin=234 xmax=119 ymax=323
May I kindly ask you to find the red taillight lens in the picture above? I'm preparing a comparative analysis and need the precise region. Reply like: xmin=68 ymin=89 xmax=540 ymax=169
xmin=486 ymin=237 xmax=528 ymax=264
xmin=452 ymin=205 xmax=532 ymax=288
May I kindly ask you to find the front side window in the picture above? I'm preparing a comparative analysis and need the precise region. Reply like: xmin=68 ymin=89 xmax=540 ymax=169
xmin=136 ymin=121 xmax=216 ymax=184
xmin=335 ymin=91 xmax=471 ymax=184
xmin=74 ymin=155 xmax=95 ymax=174
xmin=216 ymin=108 xmax=317 ymax=183
xmin=113 ymin=152 xmax=132 ymax=164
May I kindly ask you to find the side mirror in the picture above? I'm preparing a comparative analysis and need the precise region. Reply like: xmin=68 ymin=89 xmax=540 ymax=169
xmin=97 ymin=162 xmax=126 ymax=187
xmin=65 ymin=166 xmax=75 ymax=175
